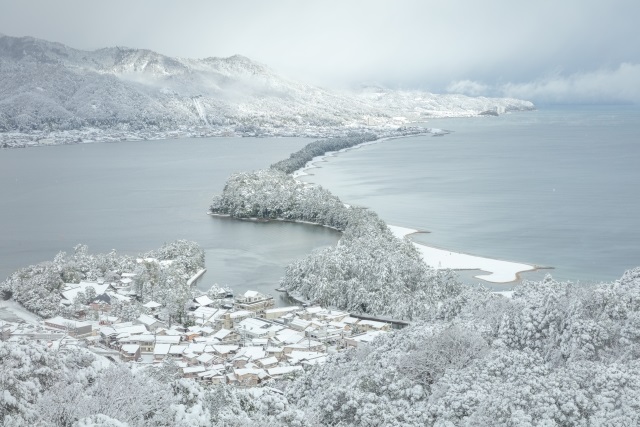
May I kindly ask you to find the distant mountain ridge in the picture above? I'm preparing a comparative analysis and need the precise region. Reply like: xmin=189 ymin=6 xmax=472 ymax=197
xmin=0 ymin=34 xmax=535 ymax=146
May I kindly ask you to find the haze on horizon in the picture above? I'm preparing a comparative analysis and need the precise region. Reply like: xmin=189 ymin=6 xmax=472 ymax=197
xmin=1 ymin=0 xmax=639 ymax=104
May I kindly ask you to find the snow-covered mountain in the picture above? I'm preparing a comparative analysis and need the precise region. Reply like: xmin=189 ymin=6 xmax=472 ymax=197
xmin=0 ymin=34 xmax=534 ymax=146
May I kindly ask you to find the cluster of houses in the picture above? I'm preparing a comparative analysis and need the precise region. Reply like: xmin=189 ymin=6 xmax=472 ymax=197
xmin=2 ymin=277 xmax=395 ymax=387
xmin=105 ymin=291 xmax=391 ymax=386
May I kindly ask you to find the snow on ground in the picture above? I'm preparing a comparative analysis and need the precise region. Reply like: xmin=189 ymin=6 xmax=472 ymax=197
xmin=388 ymin=225 xmax=537 ymax=283
xmin=0 ymin=299 xmax=42 ymax=325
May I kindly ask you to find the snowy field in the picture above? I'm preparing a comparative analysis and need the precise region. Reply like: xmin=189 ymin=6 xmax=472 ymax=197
xmin=388 ymin=225 xmax=537 ymax=283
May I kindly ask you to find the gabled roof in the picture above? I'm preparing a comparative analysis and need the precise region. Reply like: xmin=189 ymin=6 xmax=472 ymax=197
xmin=121 ymin=344 xmax=140 ymax=355
xmin=154 ymin=343 xmax=171 ymax=355
xmin=137 ymin=314 xmax=161 ymax=327
xmin=194 ymin=295 xmax=215 ymax=306
xmin=61 ymin=281 xmax=113 ymax=303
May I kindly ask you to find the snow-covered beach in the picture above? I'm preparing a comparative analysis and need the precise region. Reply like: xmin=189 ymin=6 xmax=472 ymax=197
xmin=294 ymin=135 xmax=540 ymax=284
xmin=388 ymin=225 xmax=538 ymax=283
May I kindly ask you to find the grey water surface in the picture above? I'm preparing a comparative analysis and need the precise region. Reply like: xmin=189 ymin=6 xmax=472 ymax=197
xmin=0 ymin=137 xmax=340 ymax=304
xmin=301 ymin=105 xmax=640 ymax=288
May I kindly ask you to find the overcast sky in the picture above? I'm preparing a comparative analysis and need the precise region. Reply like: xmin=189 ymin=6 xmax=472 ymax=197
xmin=1 ymin=0 xmax=639 ymax=103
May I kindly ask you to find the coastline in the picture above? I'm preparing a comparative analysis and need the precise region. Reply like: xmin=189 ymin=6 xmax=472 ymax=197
xmin=207 ymin=212 xmax=343 ymax=232
xmin=289 ymin=135 xmax=546 ymax=285
xmin=388 ymin=225 xmax=547 ymax=283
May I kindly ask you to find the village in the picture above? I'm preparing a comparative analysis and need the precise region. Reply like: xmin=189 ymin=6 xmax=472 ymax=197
xmin=0 ymin=266 xmax=398 ymax=388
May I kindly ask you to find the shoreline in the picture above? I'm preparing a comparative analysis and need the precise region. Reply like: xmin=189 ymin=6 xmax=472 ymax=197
xmin=288 ymin=135 xmax=547 ymax=285
xmin=207 ymin=212 xmax=343 ymax=232
xmin=388 ymin=225 xmax=550 ymax=283
xmin=292 ymin=134 xmax=423 ymax=178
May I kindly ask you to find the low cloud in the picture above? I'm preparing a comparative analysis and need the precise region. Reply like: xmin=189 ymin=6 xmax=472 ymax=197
xmin=448 ymin=64 xmax=640 ymax=104
xmin=445 ymin=80 xmax=490 ymax=97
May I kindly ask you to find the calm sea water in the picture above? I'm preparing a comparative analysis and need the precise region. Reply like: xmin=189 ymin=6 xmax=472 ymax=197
xmin=301 ymin=105 xmax=640 ymax=287
xmin=0 ymin=137 xmax=340 ymax=303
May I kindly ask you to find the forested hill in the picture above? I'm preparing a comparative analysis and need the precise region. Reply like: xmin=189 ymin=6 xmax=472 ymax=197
xmin=0 ymin=34 xmax=534 ymax=146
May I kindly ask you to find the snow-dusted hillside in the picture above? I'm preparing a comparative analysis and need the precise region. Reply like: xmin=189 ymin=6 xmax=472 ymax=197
xmin=0 ymin=35 xmax=535 ymax=147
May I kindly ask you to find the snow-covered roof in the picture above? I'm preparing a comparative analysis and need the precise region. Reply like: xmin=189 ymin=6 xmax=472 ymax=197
xmin=106 ymin=292 xmax=131 ymax=303
xmin=169 ymin=345 xmax=188 ymax=355
xmin=198 ymin=369 xmax=223 ymax=378
xmin=112 ymin=324 xmax=147 ymax=335
xmin=143 ymin=301 xmax=162 ymax=309
xmin=197 ymin=353 xmax=215 ymax=364
xmin=183 ymin=366 xmax=206 ymax=374
xmin=288 ymin=350 xmax=326 ymax=364
xmin=257 ymin=356 xmax=278 ymax=366
xmin=213 ymin=328 xmax=233 ymax=340
xmin=44 ymin=316 xmax=91 ymax=329
xmin=358 ymin=319 xmax=388 ymax=329
xmin=230 ymin=310 xmax=252 ymax=319
xmin=290 ymin=318 xmax=311 ymax=330
xmin=155 ymin=335 xmax=181 ymax=345
xmin=121 ymin=344 xmax=140 ymax=355
xmin=154 ymin=343 xmax=171 ymax=355
xmin=137 ymin=314 xmax=161 ymax=327
xmin=187 ymin=343 xmax=206 ymax=354
xmin=233 ymin=346 xmax=266 ymax=361
xmin=194 ymin=295 xmax=215 ymax=306
xmin=267 ymin=366 xmax=303 ymax=376
xmin=304 ymin=306 xmax=323 ymax=314
xmin=234 ymin=367 xmax=267 ymax=377
xmin=275 ymin=328 xmax=305 ymax=345
xmin=342 ymin=316 xmax=359 ymax=324
xmin=264 ymin=306 xmax=301 ymax=315
xmin=61 ymin=281 xmax=112 ymax=302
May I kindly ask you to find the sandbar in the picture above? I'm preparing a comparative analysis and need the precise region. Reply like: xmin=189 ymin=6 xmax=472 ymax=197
xmin=388 ymin=225 xmax=538 ymax=283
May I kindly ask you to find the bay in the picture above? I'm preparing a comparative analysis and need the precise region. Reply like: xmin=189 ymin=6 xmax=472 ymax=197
xmin=0 ymin=137 xmax=340 ymax=303
xmin=301 ymin=105 xmax=640 ymax=287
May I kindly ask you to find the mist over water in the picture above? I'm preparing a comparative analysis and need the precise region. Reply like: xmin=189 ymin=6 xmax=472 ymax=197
xmin=301 ymin=105 xmax=640 ymax=288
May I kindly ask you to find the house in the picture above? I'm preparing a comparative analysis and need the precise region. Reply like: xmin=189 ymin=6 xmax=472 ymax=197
xmin=211 ymin=345 xmax=239 ymax=358
xmin=120 ymin=344 xmax=141 ymax=361
xmin=168 ymin=344 xmax=188 ymax=358
xmin=236 ymin=318 xmax=283 ymax=340
xmin=283 ymin=340 xmax=324 ymax=354
xmin=256 ymin=356 xmax=279 ymax=369
xmin=153 ymin=343 xmax=171 ymax=361
xmin=287 ymin=350 xmax=326 ymax=365
xmin=136 ymin=314 xmax=164 ymax=331
xmin=221 ymin=310 xmax=254 ymax=329
xmin=289 ymin=318 xmax=311 ymax=332
xmin=356 ymin=319 xmax=390 ymax=332
xmin=119 ymin=334 xmax=155 ymax=352
xmin=193 ymin=295 xmax=216 ymax=308
xmin=266 ymin=365 xmax=303 ymax=379
xmin=143 ymin=301 xmax=162 ymax=313
xmin=60 ymin=281 xmax=116 ymax=307
xmin=212 ymin=328 xmax=238 ymax=343
xmin=198 ymin=369 xmax=225 ymax=384
xmin=182 ymin=365 xmax=206 ymax=379
xmin=89 ymin=293 xmax=112 ymax=312
xmin=234 ymin=290 xmax=274 ymax=313
xmin=263 ymin=306 xmax=301 ymax=320
xmin=344 ymin=330 xmax=387 ymax=348
xmin=233 ymin=367 xmax=268 ymax=386
xmin=190 ymin=307 xmax=228 ymax=327
xmin=196 ymin=353 xmax=216 ymax=367
xmin=44 ymin=316 xmax=93 ymax=338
